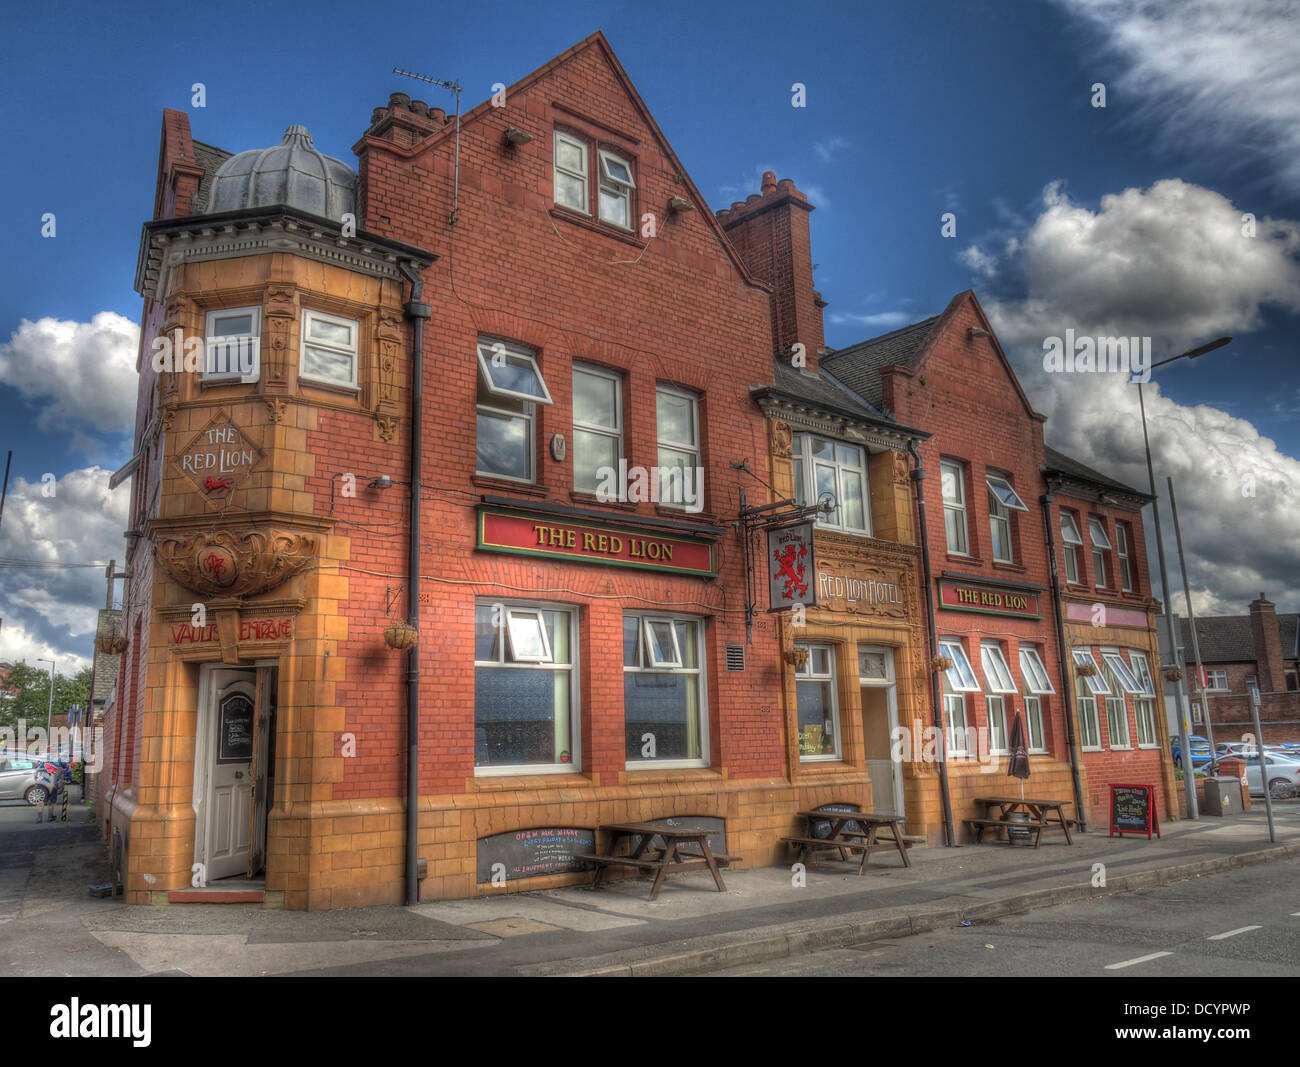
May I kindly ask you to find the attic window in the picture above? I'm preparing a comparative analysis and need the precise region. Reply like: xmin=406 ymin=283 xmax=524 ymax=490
xmin=597 ymin=151 xmax=634 ymax=229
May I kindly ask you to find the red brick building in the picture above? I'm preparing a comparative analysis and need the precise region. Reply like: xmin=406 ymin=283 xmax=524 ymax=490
xmin=1043 ymin=449 xmax=1176 ymax=828
xmin=822 ymin=292 xmax=1176 ymax=836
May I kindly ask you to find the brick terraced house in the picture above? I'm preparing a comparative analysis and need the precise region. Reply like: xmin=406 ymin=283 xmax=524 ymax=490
xmin=820 ymin=292 xmax=1176 ymax=840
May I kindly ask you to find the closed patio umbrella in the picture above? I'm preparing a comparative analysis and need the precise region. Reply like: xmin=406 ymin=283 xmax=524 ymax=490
xmin=1008 ymin=711 xmax=1030 ymax=798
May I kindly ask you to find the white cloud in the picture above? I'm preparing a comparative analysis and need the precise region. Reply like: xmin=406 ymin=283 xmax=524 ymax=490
xmin=1056 ymin=0 xmax=1300 ymax=186
xmin=984 ymin=179 xmax=1300 ymax=349
xmin=828 ymin=310 xmax=912 ymax=330
xmin=965 ymin=176 xmax=1300 ymax=616
xmin=0 ymin=466 xmax=129 ymax=671
xmin=813 ymin=136 xmax=850 ymax=164
xmin=959 ymin=244 xmax=999 ymax=279
xmin=0 ymin=312 xmax=140 ymax=439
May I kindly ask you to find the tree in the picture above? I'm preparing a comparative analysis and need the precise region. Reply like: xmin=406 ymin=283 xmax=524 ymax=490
xmin=0 ymin=662 xmax=94 ymax=737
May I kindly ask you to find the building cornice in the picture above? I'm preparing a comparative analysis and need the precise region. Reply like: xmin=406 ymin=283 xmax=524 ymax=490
xmin=135 ymin=205 xmax=435 ymax=300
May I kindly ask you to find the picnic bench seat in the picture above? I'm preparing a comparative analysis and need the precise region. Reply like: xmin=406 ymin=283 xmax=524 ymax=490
xmin=781 ymin=811 xmax=912 ymax=873
xmin=964 ymin=816 xmax=1080 ymax=847
xmin=577 ymin=821 xmax=740 ymax=899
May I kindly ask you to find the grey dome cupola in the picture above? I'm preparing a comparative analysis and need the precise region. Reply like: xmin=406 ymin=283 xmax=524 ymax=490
xmin=205 ymin=125 xmax=357 ymax=220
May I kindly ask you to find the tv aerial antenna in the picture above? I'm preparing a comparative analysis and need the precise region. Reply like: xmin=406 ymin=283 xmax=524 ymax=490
xmin=393 ymin=67 xmax=463 ymax=224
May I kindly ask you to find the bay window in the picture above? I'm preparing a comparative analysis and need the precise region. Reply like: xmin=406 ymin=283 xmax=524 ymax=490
xmin=792 ymin=434 xmax=869 ymax=534
xmin=300 ymin=309 xmax=359 ymax=390
xmin=474 ymin=601 xmax=577 ymax=772
xmin=204 ymin=306 xmax=260 ymax=383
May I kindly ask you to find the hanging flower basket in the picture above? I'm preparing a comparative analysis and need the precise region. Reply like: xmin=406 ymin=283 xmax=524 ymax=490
xmin=784 ymin=647 xmax=810 ymax=668
xmin=383 ymin=619 xmax=417 ymax=650
xmin=1164 ymin=668 xmax=1184 ymax=682
xmin=1075 ymin=662 xmax=1097 ymax=677
xmin=930 ymin=655 xmax=953 ymax=673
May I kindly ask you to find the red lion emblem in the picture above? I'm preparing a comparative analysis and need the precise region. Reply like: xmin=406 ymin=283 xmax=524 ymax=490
xmin=204 ymin=476 xmax=233 ymax=494
xmin=772 ymin=542 xmax=808 ymax=600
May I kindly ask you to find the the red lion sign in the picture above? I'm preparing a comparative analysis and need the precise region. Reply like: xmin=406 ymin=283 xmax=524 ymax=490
xmin=772 ymin=541 xmax=808 ymax=600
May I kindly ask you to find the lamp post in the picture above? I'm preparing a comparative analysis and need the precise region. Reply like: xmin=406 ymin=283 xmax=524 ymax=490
xmin=1135 ymin=336 xmax=1230 ymax=821
xmin=37 ymin=657 xmax=56 ymax=744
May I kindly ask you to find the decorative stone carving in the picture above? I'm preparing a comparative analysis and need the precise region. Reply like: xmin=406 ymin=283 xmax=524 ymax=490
xmin=892 ymin=450 xmax=911 ymax=485
xmin=768 ymin=418 xmax=793 ymax=459
xmin=265 ymin=397 xmax=287 ymax=423
xmin=154 ymin=527 xmax=317 ymax=598
xmin=375 ymin=414 xmax=399 ymax=443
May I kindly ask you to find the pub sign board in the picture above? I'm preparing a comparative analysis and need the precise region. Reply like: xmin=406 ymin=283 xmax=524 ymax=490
xmin=1108 ymin=783 xmax=1161 ymax=839
xmin=768 ymin=522 xmax=816 ymax=610
xmin=938 ymin=578 xmax=1041 ymax=619
xmin=477 ymin=507 xmax=715 ymax=577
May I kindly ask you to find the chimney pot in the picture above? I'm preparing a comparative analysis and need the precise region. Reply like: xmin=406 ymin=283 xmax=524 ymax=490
xmin=389 ymin=92 xmax=410 ymax=109
xmin=761 ymin=171 xmax=777 ymax=194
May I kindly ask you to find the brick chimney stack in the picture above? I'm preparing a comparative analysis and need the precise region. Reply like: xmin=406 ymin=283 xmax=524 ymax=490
xmin=717 ymin=171 xmax=826 ymax=369
xmin=1249 ymin=592 xmax=1286 ymax=693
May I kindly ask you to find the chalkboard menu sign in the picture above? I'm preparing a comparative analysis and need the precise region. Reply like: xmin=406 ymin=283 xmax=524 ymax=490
xmin=1109 ymin=783 xmax=1161 ymax=839
xmin=476 ymin=827 xmax=596 ymax=883
xmin=217 ymin=694 xmax=255 ymax=763
xmin=811 ymin=802 xmax=862 ymax=839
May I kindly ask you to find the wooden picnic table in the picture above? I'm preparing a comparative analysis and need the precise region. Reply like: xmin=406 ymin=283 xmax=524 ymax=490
xmin=574 ymin=821 xmax=740 ymax=901
xmin=967 ymin=796 xmax=1076 ymax=847
xmin=781 ymin=810 xmax=912 ymax=874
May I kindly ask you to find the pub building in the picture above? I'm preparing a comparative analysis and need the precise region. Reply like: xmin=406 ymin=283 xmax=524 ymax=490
xmin=820 ymin=291 xmax=1142 ymax=840
xmin=1042 ymin=449 xmax=1178 ymax=827
xmin=98 ymin=32 xmax=881 ymax=909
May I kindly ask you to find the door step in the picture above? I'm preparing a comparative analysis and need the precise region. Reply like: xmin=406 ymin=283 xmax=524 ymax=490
xmin=169 ymin=881 xmax=265 ymax=904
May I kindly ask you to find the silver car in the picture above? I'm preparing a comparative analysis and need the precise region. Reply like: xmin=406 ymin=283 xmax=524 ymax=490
xmin=0 ymin=755 xmax=51 ymax=805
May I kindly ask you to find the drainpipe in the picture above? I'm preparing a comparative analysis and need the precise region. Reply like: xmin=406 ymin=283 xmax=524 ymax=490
xmin=398 ymin=260 xmax=431 ymax=906
xmin=908 ymin=440 xmax=955 ymax=847
xmin=1040 ymin=492 xmax=1088 ymax=833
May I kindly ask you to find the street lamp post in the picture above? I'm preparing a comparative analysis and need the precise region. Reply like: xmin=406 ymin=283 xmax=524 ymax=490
xmin=37 ymin=657 xmax=56 ymax=748
xmin=1135 ymin=336 xmax=1231 ymax=822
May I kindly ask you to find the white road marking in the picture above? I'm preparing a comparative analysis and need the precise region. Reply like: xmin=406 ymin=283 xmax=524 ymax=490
xmin=1105 ymin=951 xmax=1173 ymax=970
xmin=1207 ymin=925 xmax=1262 ymax=940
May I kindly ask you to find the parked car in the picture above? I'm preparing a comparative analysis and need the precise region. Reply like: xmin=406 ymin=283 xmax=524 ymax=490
xmin=1244 ymin=752 xmax=1300 ymax=799
xmin=1171 ymin=734 xmax=1214 ymax=767
xmin=0 ymin=755 xmax=52 ymax=805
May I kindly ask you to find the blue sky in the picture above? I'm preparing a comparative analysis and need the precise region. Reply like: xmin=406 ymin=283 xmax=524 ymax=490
xmin=1 ymin=0 xmax=1298 ymax=667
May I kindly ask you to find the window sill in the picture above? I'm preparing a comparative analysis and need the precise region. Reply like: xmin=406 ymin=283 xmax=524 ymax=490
xmin=469 ymin=769 xmax=587 ymax=789
xmin=622 ymin=764 xmax=719 ymax=781
xmin=569 ymin=491 xmax=638 ymax=512
xmin=798 ymin=756 xmax=847 ymax=768
xmin=300 ymin=377 xmax=360 ymax=396
xmin=472 ymin=475 xmax=549 ymax=497
xmin=1137 ymin=744 xmax=1161 ymax=750
xmin=1109 ymin=745 xmax=1134 ymax=752
xmin=549 ymin=206 xmax=646 ymax=248
xmin=1081 ymin=746 xmax=1104 ymax=753
xmin=654 ymin=504 xmax=719 ymax=524
xmin=991 ymin=561 xmax=1026 ymax=574
xmin=946 ymin=553 xmax=982 ymax=566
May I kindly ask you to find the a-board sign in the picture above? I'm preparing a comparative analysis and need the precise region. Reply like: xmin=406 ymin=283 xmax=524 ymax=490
xmin=476 ymin=827 xmax=595 ymax=883
xmin=217 ymin=693 xmax=254 ymax=763
xmin=810 ymin=802 xmax=862 ymax=840
xmin=1109 ymin=783 xmax=1161 ymax=839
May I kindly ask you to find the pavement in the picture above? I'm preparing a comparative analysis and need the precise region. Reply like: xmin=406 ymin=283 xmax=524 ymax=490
xmin=2 ymin=796 xmax=1298 ymax=977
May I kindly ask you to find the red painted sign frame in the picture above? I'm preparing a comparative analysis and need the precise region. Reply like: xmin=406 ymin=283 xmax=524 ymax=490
xmin=1108 ymin=782 xmax=1161 ymax=839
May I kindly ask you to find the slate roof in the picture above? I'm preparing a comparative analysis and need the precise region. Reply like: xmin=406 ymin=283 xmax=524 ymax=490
xmin=1155 ymin=613 xmax=1300 ymax=665
xmin=755 ymin=358 xmax=925 ymax=439
xmin=1042 ymin=445 xmax=1151 ymax=500
xmin=819 ymin=315 xmax=940 ymax=409
xmin=192 ymin=139 xmax=233 ymax=213
xmin=89 ymin=609 xmax=121 ymax=705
